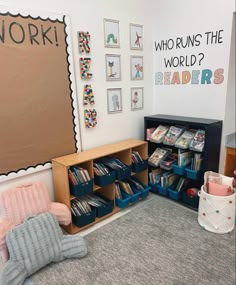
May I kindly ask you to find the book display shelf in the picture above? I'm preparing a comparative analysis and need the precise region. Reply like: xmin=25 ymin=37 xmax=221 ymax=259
xmin=144 ymin=114 xmax=223 ymax=210
xmin=52 ymin=139 xmax=149 ymax=234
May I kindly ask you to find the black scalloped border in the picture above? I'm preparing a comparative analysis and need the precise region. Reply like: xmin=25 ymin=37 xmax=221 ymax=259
xmin=0 ymin=12 xmax=78 ymax=177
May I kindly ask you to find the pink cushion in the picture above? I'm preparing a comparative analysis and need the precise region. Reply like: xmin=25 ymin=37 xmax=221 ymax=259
xmin=208 ymin=182 xmax=233 ymax=196
xmin=0 ymin=182 xmax=71 ymax=266
xmin=0 ymin=183 xmax=50 ymax=225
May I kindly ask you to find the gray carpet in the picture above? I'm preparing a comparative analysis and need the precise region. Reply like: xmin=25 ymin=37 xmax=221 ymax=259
xmin=31 ymin=194 xmax=235 ymax=285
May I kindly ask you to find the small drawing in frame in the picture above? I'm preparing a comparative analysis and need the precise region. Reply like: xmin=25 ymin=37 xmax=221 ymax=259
xmin=131 ymin=87 xmax=144 ymax=111
xmin=104 ymin=18 xmax=120 ymax=48
xmin=130 ymin=23 xmax=143 ymax=50
xmin=130 ymin=56 xmax=143 ymax=80
xmin=105 ymin=54 xmax=121 ymax=81
xmin=107 ymin=88 xmax=122 ymax=114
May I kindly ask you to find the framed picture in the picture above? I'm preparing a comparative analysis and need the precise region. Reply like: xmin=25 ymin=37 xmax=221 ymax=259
xmin=131 ymin=87 xmax=144 ymax=110
xmin=104 ymin=18 xmax=120 ymax=48
xmin=105 ymin=54 xmax=121 ymax=81
xmin=107 ymin=88 xmax=122 ymax=113
xmin=130 ymin=23 xmax=143 ymax=50
xmin=130 ymin=56 xmax=143 ymax=80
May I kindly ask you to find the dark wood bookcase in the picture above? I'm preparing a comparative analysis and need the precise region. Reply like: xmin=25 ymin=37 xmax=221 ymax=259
xmin=144 ymin=114 xmax=223 ymax=209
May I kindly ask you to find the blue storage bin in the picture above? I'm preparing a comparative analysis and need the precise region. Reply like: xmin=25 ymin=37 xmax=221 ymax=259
xmin=72 ymin=208 xmax=96 ymax=228
xmin=157 ymin=184 xmax=168 ymax=196
xmin=95 ymin=199 xmax=114 ymax=218
xmin=167 ymin=188 xmax=182 ymax=201
xmin=115 ymin=165 xmax=132 ymax=180
xmin=132 ymin=159 xmax=148 ymax=173
xmin=182 ymin=191 xmax=199 ymax=208
xmin=139 ymin=186 xmax=150 ymax=199
xmin=94 ymin=171 xmax=116 ymax=187
xmin=70 ymin=180 xmax=93 ymax=198
xmin=185 ymin=168 xmax=202 ymax=180
xmin=149 ymin=182 xmax=159 ymax=193
xmin=115 ymin=192 xmax=131 ymax=208
xmin=172 ymin=163 xmax=186 ymax=176
xmin=129 ymin=178 xmax=150 ymax=199
xmin=129 ymin=189 xmax=141 ymax=203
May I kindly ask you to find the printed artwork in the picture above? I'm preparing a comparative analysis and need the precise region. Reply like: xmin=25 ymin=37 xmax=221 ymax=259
xmin=107 ymin=88 xmax=122 ymax=113
xmin=130 ymin=24 xmax=143 ymax=50
xmin=105 ymin=54 xmax=121 ymax=81
xmin=131 ymin=87 xmax=144 ymax=110
xmin=104 ymin=19 xmax=120 ymax=48
xmin=130 ymin=56 xmax=144 ymax=80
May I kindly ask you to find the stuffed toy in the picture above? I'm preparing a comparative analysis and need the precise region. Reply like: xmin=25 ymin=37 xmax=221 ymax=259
xmin=0 ymin=212 xmax=87 ymax=285
xmin=0 ymin=182 xmax=71 ymax=265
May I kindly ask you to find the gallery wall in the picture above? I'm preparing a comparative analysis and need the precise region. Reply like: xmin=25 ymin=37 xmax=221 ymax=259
xmin=0 ymin=0 xmax=154 ymax=196
xmin=151 ymin=0 xmax=235 ymax=172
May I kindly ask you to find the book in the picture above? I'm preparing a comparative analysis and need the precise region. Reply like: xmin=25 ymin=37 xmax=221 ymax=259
xmin=118 ymin=181 xmax=134 ymax=195
xmin=148 ymin=148 xmax=169 ymax=167
xmin=150 ymin=125 xmax=169 ymax=143
xmin=175 ymin=129 xmax=196 ymax=149
xmin=189 ymin=129 xmax=205 ymax=152
xmin=149 ymin=168 xmax=165 ymax=184
xmin=178 ymin=149 xmax=193 ymax=167
xmin=160 ymin=153 xmax=177 ymax=171
xmin=146 ymin=128 xmax=156 ymax=141
xmin=163 ymin=126 xmax=185 ymax=146
xmin=132 ymin=151 xmax=143 ymax=164
xmin=115 ymin=182 xmax=122 ymax=199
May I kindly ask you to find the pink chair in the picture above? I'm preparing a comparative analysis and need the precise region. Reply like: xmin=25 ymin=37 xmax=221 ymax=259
xmin=0 ymin=182 xmax=71 ymax=265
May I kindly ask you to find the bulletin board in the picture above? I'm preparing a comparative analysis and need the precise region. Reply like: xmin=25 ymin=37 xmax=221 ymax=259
xmin=0 ymin=9 xmax=80 ymax=179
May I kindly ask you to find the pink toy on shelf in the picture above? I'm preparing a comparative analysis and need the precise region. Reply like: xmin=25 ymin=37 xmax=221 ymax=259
xmin=0 ymin=182 xmax=71 ymax=265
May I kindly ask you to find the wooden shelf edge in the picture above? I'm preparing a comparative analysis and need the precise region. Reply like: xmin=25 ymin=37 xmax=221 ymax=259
xmin=62 ymin=207 xmax=121 ymax=234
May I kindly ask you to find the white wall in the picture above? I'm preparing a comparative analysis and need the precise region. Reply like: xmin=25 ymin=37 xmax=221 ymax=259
xmin=0 ymin=0 xmax=154 ymax=196
xmin=151 ymin=0 xmax=235 ymax=172
xmin=220 ymin=13 xmax=235 ymax=173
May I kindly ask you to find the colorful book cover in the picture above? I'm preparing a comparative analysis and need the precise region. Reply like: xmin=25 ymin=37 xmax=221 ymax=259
xmin=189 ymin=129 xmax=205 ymax=152
xmin=175 ymin=129 xmax=196 ymax=149
xmin=150 ymin=125 xmax=169 ymax=143
xmin=163 ymin=126 xmax=185 ymax=146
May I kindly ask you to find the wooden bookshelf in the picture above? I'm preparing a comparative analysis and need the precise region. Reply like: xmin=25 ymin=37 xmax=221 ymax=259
xmin=52 ymin=139 xmax=148 ymax=234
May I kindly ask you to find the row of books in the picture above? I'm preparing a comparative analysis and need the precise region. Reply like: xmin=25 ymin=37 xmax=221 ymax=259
xmin=69 ymin=166 xmax=90 ymax=185
xmin=93 ymin=162 xmax=110 ymax=176
xmin=175 ymin=177 xmax=188 ymax=192
xmin=71 ymin=194 xmax=110 ymax=217
xmin=149 ymin=168 xmax=165 ymax=184
xmin=147 ymin=125 xmax=205 ymax=152
xmin=131 ymin=151 xmax=144 ymax=164
xmin=149 ymin=168 xmax=189 ymax=191
xmin=160 ymin=172 xmax=179 ymax=189
xmin=115 ymin=178 xmax=145 ymax=199
xmin=97 ymin=157 xmax=128 ymax=170
xmin=148 ymin=147 xmax=203 ymax=170
xmin=190 ymin=153 xmax=203 ymax=171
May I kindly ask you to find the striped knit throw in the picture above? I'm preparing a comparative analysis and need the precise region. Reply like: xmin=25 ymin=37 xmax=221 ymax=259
xmin=0 ymin=212 xmax=87 ymax=285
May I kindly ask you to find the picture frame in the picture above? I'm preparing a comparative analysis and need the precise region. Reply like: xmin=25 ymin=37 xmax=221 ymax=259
xmin=104 ymin=18 xmax=120 ymax=48
xmin=130 ymin=23 xmax=143 ymax=50
xmin=131 ymin=87 xmax=144 ymax=110
xmin=105 ymin=54 xmax=121 ymax=81
xmin=130 ymin=56 xmax=143 ymax=80
xmin=107 ymin=88 xmax=122 ymax=114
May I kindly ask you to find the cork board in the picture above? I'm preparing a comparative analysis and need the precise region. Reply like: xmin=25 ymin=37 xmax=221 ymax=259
xmin=0 ymin=11 xmax=79 ymax=178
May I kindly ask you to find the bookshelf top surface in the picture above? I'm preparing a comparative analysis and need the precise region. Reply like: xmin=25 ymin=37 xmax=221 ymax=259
xmin=144 ymin=114 xmax=222 ymax=125
xmin=52 ymin=139 xmax=147 ymax=167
